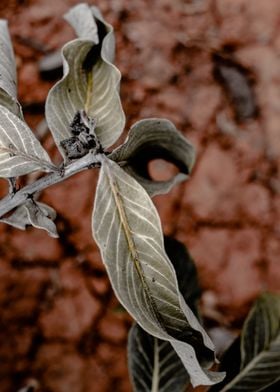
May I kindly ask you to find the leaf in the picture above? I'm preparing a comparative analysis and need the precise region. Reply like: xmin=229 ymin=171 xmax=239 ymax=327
xmin=128 ymin=324 xmax=190 ymax=392
xmin=128 ymin=237 xmax=201 ymax=392
xmin=25 ymin=200 xmax=58 ymax=238
xmin=92 ymin=156 xmax=224 ymax=387
xmin=0 ymin=203 xmax=27 ymax=230
xmin=0 ymin=200 xmax=58 ymax=238
xmin=0 ymin=105 xmax=56 ymax=177
xmin=164 ymin=236 xmax=201 ymax=316
xmin=0 ymin=20 xmax=22 ymax=117
xmin=210 ymin=293 xmax=280 ymax=392
xmin=45 ymin=3 xmax=125 ymax=157
xmin=208 ymin=337 xmax=241 ymax=392
xmin=109 ymin=119 xmax=195 ymax=196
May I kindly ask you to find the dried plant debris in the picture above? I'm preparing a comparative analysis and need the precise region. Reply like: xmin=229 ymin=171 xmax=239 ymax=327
xmin=213 ymin=53 xmax=258 ymax=122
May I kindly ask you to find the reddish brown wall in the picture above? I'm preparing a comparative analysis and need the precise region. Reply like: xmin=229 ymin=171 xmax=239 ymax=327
xmin=0 ymin=1 xmax=279 ymax=391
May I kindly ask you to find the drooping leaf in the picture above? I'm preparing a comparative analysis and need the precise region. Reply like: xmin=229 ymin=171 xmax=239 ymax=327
xmin=0 ymin=200 xmax=58 ymax=238
xmin=0 ymin=105 xmax=56 ymax=177
xmin=208 ymin=337 xmax=241 ymax=392
xmin=92 ymin=156 xmax=224 ymax=387
xmin=109 ymin=119 xmax=195 ymax=196
xmin=45 ymin=3 xmax=125 ymax=158
xmin=210 ymin=293 xmax=280 ymax=392
xmin=128 ymin=237 xmax=201 ymax=392
xmin=0 ymin=20 xmax=22 ymax=117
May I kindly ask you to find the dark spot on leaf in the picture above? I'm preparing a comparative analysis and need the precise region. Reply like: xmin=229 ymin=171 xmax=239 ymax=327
xmin=60 ymin=136 xmax=88 ymax=159
xmin=70 ymin=111 xmax=91 ymax=136
xmin=61 ymin=111 xmax=101 ymax=158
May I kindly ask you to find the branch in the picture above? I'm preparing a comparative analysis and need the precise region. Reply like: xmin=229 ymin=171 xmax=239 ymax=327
xmin=0 ymin=151 xmax=103 ymax=218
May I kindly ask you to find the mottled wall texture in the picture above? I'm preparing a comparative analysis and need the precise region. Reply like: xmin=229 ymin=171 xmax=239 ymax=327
xmin=0 ymin=0 xmax=279 ymax=391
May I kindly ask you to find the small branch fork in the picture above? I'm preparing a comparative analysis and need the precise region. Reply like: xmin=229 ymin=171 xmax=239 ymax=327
xmin=0 ymin=151 xmax=103 ymax=218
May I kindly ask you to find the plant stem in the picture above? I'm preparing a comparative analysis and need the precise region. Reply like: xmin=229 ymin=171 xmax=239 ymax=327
xmin=0 ymin=151 xmax=103 ymax=218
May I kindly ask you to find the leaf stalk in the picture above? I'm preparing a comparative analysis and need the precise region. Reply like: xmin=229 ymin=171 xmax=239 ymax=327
xmin=0 ymin=151 xmax=103 ymax=218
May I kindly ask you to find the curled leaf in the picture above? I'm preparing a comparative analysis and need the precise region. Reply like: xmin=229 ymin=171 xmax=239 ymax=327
xmin=109 ymin=119 xmax=195 ymax=196
xmin=0 ymin=20 xmax=22 ymax=117
xmin=0 ymin=105 xmax=56 ymax=177
xmin=0 ymin=200 xmax=58 ymax=238
xmin=45 ymin=3 xmax=125 ymax=158
xmin=92 ymin=156 xmax=224 ymax=387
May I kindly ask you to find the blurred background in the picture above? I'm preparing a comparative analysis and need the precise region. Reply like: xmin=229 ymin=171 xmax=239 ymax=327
xmin=0 ymin=0 xmax=279 ymax=391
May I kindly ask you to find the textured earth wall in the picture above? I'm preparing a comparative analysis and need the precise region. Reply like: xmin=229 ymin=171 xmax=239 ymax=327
xmin=0 ymin=0 xmax=279 ymax=391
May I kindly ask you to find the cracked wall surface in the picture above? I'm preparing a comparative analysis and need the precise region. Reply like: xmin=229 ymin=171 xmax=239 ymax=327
xmin=0 ymin=0 xmax=279 ymax=391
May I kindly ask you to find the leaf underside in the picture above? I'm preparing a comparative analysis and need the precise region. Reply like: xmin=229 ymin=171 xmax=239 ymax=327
xmin=0 ymin=201 xmax=58 ymax=238
xmin=109 ymin=118 xmax=195 ymax=196
xmin=0 ymin=19 xmax=22 ymax=117
xmin=0 ymin=105 xmax=55 ymax=177
xmin=92 ymin=156 xmax=224 ymax=387
xmin=128 ymin=237 xmax=201 ymax=392
xmin=45 ymin=3 xmax=125 ymax=158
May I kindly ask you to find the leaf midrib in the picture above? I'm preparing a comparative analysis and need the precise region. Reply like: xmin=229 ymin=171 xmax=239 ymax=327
xmin=85 ymin=71 xmax=94 ymax=113
xmin=103 ymin=158 xmax=167 ymax=331
xmin=151 ymin=337 xmax=160 ymax=392
xmin=221 ymin=332 xmax=280 ymax=392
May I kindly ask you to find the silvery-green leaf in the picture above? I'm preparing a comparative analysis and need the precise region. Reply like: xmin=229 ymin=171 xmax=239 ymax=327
xmin=0 ymin=20 xmax=22 ymax=117
xmin=45 ymin=3 xmax=125 ymax=157
xmin=92 ymin=156 xmax=224 ymax=387
xmin=0 ymin=105 xmax=56 ymax=177
xmin=128 ymin=237 xmax=200 ymax=392
xmin=0 ymin=200 xmax=58 ymax=238
xmin=0 ymin=203 xmax=27 ymax=230
xmin=109 ymin=119 xmax=195 ymax=196
xmin=210 ymin=293 xmax=280 ymax=392
xmin=25 ymin=200 xmax=58 ymax=238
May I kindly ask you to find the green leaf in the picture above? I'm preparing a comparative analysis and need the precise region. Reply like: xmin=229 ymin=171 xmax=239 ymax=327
xmin=128 ymin=237 xmax=200 ymax=392
xmin=128 ymin=324 xmax=190 ymax=392
xmin=109 ymin=119 xmax=195 ymax=196
xmin=45 ymin=3 xmax=125 ymax=158
xmin=0 ymin=20 xmax=22 ymax=117
xmin=0 ymin=200 xmax=58 ymax=238
xmin=92 ymin=156 xmax=224 ymax=387
xmin=0 ymin=105 xmax=56 ymax=177
xmin=213 ymin=293 xmax=280 ymax=392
